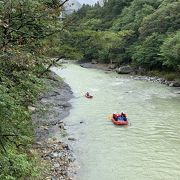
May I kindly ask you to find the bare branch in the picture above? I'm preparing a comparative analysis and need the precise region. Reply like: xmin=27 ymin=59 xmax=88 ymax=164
xmin=59 ymin=0 xmax=69 ymax=7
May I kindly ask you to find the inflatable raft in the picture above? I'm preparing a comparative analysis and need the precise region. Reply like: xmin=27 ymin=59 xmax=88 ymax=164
xmin=111 ymin=118 xmax=128 ymax=125
xmin=85 ymin=95 xmax=93 ymax=99
xmin=111 ymin=113 xmax=128 ymax=125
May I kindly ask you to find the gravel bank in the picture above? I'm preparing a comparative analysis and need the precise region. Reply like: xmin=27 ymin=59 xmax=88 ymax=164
xmin=31 ymin=72 xmax=77 ymax=180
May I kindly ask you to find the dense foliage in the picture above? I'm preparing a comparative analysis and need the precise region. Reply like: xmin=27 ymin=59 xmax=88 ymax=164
xmin=0 ymin=0 xmax=69 ymax=179
xmin=64 ymin=0 xmax=180 ymax=73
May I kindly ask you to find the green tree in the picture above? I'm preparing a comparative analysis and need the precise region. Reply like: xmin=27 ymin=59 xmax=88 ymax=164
xmin=131 ymin=33 xmax=164 ymax=69
xmin=160 ymin=31 xmax=180 ymax=70
xmin=97 ymin=30 xmax=135 ymax=64
xmin=139 ymin=2 xmax=180 ymax=37
xmin=112 ymin=0 xmax=162 ymax=32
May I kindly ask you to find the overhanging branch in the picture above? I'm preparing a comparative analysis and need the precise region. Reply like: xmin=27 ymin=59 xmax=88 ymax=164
xmin=38 ymin=56 xmax=64 ymax=77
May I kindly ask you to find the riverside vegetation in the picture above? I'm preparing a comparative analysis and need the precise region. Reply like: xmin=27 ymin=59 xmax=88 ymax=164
xmin=0 ymin=0 xmax=179 ymax=179
xmin=0 ymin=0 xmax=76 ymax=179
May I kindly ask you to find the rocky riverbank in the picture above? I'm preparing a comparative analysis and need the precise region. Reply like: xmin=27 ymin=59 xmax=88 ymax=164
xmin=31 ymin=72 xmax=77 ymax=180
xmin=79 ymin=62 xmax=180 ymax=88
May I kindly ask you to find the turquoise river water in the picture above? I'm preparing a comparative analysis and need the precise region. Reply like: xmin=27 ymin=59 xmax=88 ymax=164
xmin=52 ymin=63 xmax=180 ymax=180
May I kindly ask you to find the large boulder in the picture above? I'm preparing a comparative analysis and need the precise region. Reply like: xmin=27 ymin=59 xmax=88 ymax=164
xmin=116 ymin=65 xmax=133 ymax=74
xmin=169 ymin=80 xmax=180 ymax=87
xmin=80 ymin=63 xmax=93 ymax=68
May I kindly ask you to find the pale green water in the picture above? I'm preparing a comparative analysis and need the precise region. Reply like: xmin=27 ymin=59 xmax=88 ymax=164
xmin=52 ymin=64 xmax=180 ymax=180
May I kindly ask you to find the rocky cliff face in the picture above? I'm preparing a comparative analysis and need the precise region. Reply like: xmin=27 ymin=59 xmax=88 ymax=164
xmin=98 ymin=0 xmax=105 ymax=6
xmin=64 ymin=0 xmax=82 ymax=15
xmin=61 ymin=0 xmax=105 ymax=18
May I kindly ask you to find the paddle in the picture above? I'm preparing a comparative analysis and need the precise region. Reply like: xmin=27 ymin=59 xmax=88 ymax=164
xmin=107 ymin=114 xmax=113 ymax=120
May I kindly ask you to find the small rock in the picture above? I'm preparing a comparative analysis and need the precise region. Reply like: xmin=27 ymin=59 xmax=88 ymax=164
xmin=68 ymin=137 xmax=76 ymax=141
xmin=28 ymin=106 xmax=36 ymax=112
xmin=91 ymin=60 xmax=98 ymax=64
xmin=35 ymin=142 xmax=42 ymax=146
xmin=43 ymin=126 xmax=49 ymax=130
xmin=51 ymin=177 xmax=57 ymax=180
xmin=171 ymin=81 xmax=180 ymax=87
xmin=54 ymin=163 xmax=60 ymax=168
xmin=58 ymin=152 xmax=63 ymax=157
xmin=169 ymin=82 xmax=174 ymax=87
xmin=44 ymin=156 xmax=51 ymax=160
xmin=62 ymin=144 xmax=70 ymax=150
xmin=59 ymin=124 xmax=65 ymax=129
xmin=51 ymin=152 xmax=58 ymax=158
xmin=53 ymin=137 xmax=57 ymax=141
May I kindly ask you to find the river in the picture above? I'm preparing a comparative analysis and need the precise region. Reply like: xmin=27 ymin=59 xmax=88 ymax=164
xmin=52 ymin=63 xmax=180 ymax=180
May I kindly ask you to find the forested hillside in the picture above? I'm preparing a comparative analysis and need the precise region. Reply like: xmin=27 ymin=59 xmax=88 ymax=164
xmin=63 ymin=0 xmax=180 ymax=76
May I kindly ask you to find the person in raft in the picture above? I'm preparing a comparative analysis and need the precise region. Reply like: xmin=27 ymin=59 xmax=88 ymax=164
xmin=119 ymin=112 xmax=127 ymax=121
xmin=113 ymin=113 xmax=118 ymax=121
xmin=86 ymin=92 xmax=90 ymax=96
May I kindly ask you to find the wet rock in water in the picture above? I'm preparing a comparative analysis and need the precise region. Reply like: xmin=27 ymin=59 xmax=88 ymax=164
xmin=68 ymin=156 xmax=76 ymax=162
xmin=59 ymin=123 xmax=65 ymax=129
xmin=62 ymin=144 xmax=70 ymax=150
xmin=68 ymin=137 xmax=76 ymax=141
xmin=169 ymin=81 xmax=180 ymax=87
xmin=80 ymin=63 xmax=93 ymax=68
xmin=58 ymin=121 xmax=63 ymax=124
